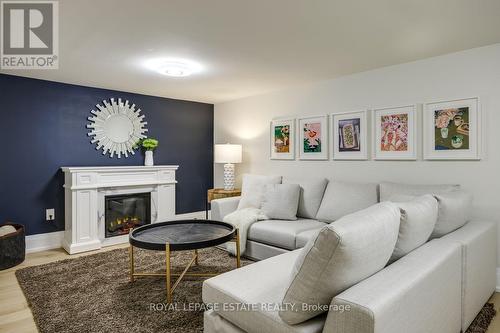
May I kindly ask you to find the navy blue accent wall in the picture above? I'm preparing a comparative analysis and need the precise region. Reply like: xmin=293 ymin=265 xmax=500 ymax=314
xmin=0 ymin=74 xmax=213 ymax=236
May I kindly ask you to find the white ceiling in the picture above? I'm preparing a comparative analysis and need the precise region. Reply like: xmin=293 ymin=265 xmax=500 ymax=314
xmin=2 ymin=0 xmax=500 ymax=103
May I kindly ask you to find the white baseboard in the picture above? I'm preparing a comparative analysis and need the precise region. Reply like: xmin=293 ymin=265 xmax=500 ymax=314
xmin=496 ymin=268 xmax=500 ymax=292
xmin=174 ymin=210 xmax=208 ymax=220
xmin=26 ymin=231 xmax=65 ymax=253
xmin=25 ymin=210 xmax=209 ymax=254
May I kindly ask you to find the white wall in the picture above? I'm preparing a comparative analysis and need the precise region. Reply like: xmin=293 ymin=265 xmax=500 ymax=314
xmin=214 ymin=44 xmax=500 ymax=264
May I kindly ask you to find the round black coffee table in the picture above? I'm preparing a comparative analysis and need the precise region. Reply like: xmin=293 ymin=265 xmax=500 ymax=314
xmin=128 ymin=220 xmax=240 ymax=302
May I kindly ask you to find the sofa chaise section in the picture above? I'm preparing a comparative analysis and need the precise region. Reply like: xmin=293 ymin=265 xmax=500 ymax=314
xmin=324 ymin=240 xmax=462 ymax=333
xmin=203 ymin=250 xmax=326 ymax=333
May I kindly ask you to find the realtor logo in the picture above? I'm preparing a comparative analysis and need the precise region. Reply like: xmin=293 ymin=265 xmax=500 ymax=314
xmin=1 ymin=1 xmax=58 ymax=69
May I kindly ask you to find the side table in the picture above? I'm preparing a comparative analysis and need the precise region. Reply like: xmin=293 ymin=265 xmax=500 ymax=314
xmin=206 ymin=188 xmax=241 ymax=219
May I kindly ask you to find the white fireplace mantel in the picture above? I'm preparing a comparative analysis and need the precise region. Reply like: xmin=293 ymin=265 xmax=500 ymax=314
xmin=61 ymin=165 xmax=178 ymax=254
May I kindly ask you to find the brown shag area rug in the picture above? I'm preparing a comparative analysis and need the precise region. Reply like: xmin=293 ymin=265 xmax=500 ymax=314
xmin=15 ymin=248 xmax=497 ymax=333
xmin=466 ymin=302 xmax=497 ymax=333
xmin=16 ymin=247 xmax=252 ymax=333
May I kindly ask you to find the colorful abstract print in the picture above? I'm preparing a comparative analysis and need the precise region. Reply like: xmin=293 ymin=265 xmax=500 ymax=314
xmin=274 ymin=125 xmax=290 ymax=153
xmin=380 ymin=113 xmax=408 ymax=152
xmin=338 ymin=118 xmax=361 ymax=152
xmin=303 ymin=122 xmax=321 ymax=153
xmin=434 ymin=107 xmax=469 ymax=150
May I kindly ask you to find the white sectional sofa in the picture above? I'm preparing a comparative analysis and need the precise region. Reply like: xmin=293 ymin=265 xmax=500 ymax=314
xmin=204 ymin=179 xmax=497 ymax=333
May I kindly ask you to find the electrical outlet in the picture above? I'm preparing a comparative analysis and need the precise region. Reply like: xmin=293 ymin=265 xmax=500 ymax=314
xmin=46 ymin=208 xmax=55 ymax=221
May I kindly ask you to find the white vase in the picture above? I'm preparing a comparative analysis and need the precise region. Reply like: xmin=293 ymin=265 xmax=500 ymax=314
xmin=144 ymin=150 xmax=154 ymax=166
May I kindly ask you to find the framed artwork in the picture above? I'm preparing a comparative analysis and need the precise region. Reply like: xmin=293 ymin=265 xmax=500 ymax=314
xmin=423 ymin=97 xmax=481 ymax=160
xmin=270 ymin=118 xmax=295 ymax=159
xmin=298 ymin=115 xmax=328 ymax=160
xmin=373 ymin=105 xmax=417 ymax=160
xmin=332 ymin=110 xmax=368 ymax=160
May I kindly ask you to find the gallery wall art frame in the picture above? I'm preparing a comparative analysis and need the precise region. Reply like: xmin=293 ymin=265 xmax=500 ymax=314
xmin=331 ymin=110 xmax=369 ymax=160
xmin=297 ymin=115 xmax=329 ymax=160
xmin=372 ymin=105 xmax=418 ymax=160
xmin=270 ymin=118 xmax=295 ymax=160
xmin=423 ymin=97 xmax=481 ymax=160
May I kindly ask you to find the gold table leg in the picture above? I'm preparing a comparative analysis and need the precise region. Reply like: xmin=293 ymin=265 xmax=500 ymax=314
xmin=171 ymin=253 xmax=198 ymax=293
xmin=235 ymin=228 xmax=241 ymax=268
xmin=129 ymin=231 xmax=241 ymax=302
xmin=165 ymin=243 xmax=171 ymax=303
xmin=129 ymin=244 xmax=134 ymax=282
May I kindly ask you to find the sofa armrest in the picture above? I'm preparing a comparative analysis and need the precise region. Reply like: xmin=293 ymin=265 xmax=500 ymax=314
xmin=211 ymin=196 xmax=241 ymax=221
xmin=323 ymin=240 xmax=462 ymax=333
xmin=439 ymin=221 xmax=497 ymax=330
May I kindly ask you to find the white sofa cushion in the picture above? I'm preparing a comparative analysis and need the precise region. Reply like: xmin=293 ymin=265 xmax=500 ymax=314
xmin=431 ymin=191 xmax=473 ymax=238
xmin=295 ymin=228 xmax=322 ymax=248
xmin=315 ymin=181 xmax=378 ymax=222
xmin=237 ymin=174 xmax=282 ymax=209
xmin=279 ymin=202 xmax=401 ymax=324
xmin=248 ymin=219 xmax=326 ymax=250
xmin=282 ymin=177 xmax=328 ymax=219
xmin=261 ymin=184 xmax=301 ymax=220
xmin=380 ymin=181 xmax=459 ymax=202
xmin=202 ymin=250 xmax=327 ymax=333
xmin=390 ymin=195 xmax=438 ymax=262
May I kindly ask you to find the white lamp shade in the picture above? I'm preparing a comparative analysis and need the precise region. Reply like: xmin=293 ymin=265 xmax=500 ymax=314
xmin=214 ymin=144 xmax=242 ymax=164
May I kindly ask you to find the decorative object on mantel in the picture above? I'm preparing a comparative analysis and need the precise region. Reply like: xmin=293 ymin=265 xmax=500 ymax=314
xmin=214 ymin=144 xmax=242 ymax=191
xmin=0 ymin=223 xmax=25 ymax=270
xmin=135 ymin=138 xmax=159 ymax=166
xmin=87 ymin=98 xmax=148 ymax=158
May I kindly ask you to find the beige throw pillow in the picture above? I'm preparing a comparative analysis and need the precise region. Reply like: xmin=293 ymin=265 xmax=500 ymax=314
xmin=279 ymin=202 xmax=401 ymax=324
xmin=431 ymin=191 xmax=473 ymax=238
xmin=315 ymin=181 xmax=378 ymax=222
xmin=282 ymin=177 xmax=328 ymax=219
xmin=390 ymin=195 xmax=438 ymax=263
xmin=261 ymin=184 xmax=300 ymax=220
xmin=379 ymin=182 xmax=460 ymax=202
xmin=237 ymin=174 xmax=282 ymax=209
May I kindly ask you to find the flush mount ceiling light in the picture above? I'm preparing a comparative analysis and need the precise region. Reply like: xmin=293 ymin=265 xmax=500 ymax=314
xmin=144 ymin=58 xmax=202 ymax=77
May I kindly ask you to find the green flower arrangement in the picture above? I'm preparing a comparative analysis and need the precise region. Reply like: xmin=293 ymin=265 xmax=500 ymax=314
xmin=134 ymin=138 xmax=159 ymax=151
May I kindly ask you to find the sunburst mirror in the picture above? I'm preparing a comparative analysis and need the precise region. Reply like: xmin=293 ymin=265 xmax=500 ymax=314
xmin=87 ymin=98 xmax=148 ymax=158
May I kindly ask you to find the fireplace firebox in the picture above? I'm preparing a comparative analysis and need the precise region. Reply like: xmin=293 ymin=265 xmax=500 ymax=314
xmin=105 ymin=193 xmax=151 ymax=238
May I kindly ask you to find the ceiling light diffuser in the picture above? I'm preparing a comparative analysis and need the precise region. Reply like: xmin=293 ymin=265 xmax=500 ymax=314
xmin=144 ymin=58 xmax=202 ymax=77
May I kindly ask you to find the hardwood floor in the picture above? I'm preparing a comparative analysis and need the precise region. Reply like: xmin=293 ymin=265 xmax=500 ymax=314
xmin=0 ymin=244 xmax=128 ymax=333
xmin=1 ymin=246 xmax=500 ymax=333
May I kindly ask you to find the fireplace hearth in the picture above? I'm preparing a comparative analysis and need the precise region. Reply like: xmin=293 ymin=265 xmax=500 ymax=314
xmin=105 ymin=193 xmax=151 ymax=238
